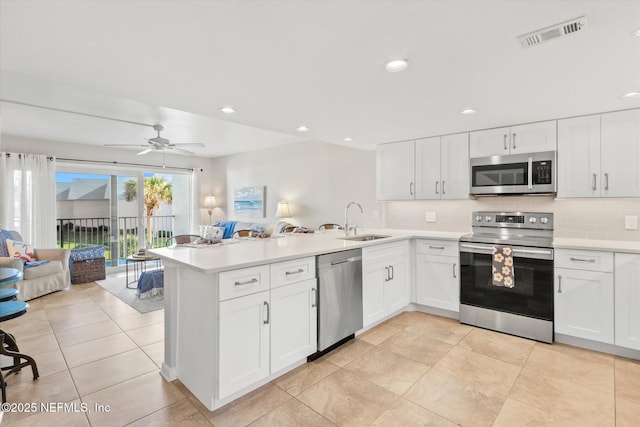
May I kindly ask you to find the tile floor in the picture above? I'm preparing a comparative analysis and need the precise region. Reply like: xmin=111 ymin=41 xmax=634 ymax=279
xmin=1 ymin=282 xmax=639 ymax=426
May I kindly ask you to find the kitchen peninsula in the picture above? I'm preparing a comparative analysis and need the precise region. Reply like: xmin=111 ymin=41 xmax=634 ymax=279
xmin=148 ymin=229 xmax=461 ymax=410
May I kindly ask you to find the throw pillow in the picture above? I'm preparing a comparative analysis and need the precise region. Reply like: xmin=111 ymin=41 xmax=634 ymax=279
xmin=200 ymin=225 xmax=225 ymax=240
xmin=6 ymin=239 xmax=36 ymax=262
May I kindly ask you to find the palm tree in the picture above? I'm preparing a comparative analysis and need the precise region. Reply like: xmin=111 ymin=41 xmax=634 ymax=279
xmin=124 ymin=176 xmax=173 ymax=247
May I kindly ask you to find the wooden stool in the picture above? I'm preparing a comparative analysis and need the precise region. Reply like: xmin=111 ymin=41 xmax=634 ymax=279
xmin=0 ymin=301 xmax=39 ymax=403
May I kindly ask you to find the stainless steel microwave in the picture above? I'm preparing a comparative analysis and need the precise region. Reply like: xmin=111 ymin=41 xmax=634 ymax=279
xmin=469 ymin=151 xmax=556 ymax=195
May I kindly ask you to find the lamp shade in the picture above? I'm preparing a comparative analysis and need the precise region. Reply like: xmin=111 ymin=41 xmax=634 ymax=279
xmin=275 ymin=200 xmax=292 ymax=218
xmin=203 ymin=194 xmax=217 ymax=210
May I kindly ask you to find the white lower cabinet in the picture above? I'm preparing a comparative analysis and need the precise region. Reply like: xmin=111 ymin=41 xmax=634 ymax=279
xmin=554 ymin=267 xmax=614 ymax=344
xmin=615 ymin=253 xmax=640 ymax=351
xmin=362 ymin=241 xmax=409 ymax=327
xmin=218 ymin=259 xmax=317 ymax=401
xmin=219 ymin=290 xmax=270 ymax=399
xmin=271 ymin=279 xmax=317 ymax=372
xmin=554 ymin=249 xmax=615 ymax=344
xmin=415 ymin=254 xmax=459 ymax=312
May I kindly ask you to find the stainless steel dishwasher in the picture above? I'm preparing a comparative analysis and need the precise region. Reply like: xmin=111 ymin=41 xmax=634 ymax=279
xmin=315 ymin=248 xmax=363 ymax=354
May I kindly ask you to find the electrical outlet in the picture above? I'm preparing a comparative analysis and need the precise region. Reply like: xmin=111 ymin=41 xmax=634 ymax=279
xmin=425 ymin=211 xmax=437 ymax=223
xmin=625 ymin=215 xmax=638 ymax=230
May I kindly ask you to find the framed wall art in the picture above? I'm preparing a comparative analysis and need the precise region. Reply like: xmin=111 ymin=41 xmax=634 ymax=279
xmin=233 ymin=186 xmax=265 ymax=218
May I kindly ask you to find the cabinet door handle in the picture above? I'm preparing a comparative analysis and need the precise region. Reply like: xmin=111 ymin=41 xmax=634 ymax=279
xmin=512 ymin=133 xmax=516 ymax=150
xmin=311 ymin=288 xmax=317 ymax=307
xmin=452 ymin=263 xmax=457 ymax=278
xmin=570 ymin=257 xmax=596 ymax=263
xmin=235 ymin=278 xmax=258 ymax=286
xmin=435 ymin=181 xmax=439 ymax=194
xmin=409 ymin=182 xmax=414 ymax=196
xmin=429 ymin=245 xmax=445 ymax=250
xmin=604 ymin=173 xmax=609 ymax=190
xmin=285 ymin=268 xmax=304 ymax=276
xmin=503 ymin=134 xmax=508 ymax=150
xmin=389 ymin=265 xmax=394 ymax=280
xmin=557 ymin=275 xmax=562 ymax=294
xmin=592 ymin=173 xmax=597 ymax=191
xmin=263 ymin=301 xmax=270 ymax=324
xmin=384 ymin=266 xmax=389 ymax=282
xmin=442 ymin=180 xmax=446 ymax=194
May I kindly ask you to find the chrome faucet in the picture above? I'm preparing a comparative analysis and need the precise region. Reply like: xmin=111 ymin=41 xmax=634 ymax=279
xmin=344 ymin=201 xmax=363 ymax=236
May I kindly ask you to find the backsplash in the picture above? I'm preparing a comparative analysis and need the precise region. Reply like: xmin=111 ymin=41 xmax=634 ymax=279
xmin=382 ymin=197 xmax=640 ymax=242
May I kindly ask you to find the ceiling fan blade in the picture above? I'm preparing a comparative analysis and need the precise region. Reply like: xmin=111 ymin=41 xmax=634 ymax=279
xmin=172 ymin=143 xmax=206 ymax=148
xmin=104 ymin=143 xmax=150 ymax=148
xmin=137 ymin=148 xmax=155 ymax=156
xmin=167 ymin=146 xmax=195 ymax=156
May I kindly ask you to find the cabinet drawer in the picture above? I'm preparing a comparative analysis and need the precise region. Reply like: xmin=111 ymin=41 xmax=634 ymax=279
xmin=219 ymin=265 xmax=271 ymax=301
xmin=270 ymin=257 xmax=316 ymax=289
xmin=415 ymin=239 xmax=458 ymax=256
xmin=555 ymin=249 xmax=613 ymax=272
xmin=363 ymin=241 xmax=408 ymax=265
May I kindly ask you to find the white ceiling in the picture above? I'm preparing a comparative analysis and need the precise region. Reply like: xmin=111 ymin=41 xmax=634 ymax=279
xmin=1 ymin=1 xmax=639 ymax=158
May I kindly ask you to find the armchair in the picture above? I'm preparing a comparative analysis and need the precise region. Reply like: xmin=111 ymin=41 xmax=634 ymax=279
xmin=0 ymin=230 xmax=70 ymax=301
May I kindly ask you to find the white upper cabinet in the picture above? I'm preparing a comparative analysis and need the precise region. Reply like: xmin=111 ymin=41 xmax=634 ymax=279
xmin=600 ymin=109 xmax=640 ymax=197
xmin=470 ymin=120 xmax=557 ymax=158
xmin=558 ymin=114 xmax=601 ymax=197
xmin=415 ymin=133 xmax=469 ymax=200
xmin=376 ymin=140 xmax=415 ymax=200
xmin=558 ymin=109 xmax=640 ymax=198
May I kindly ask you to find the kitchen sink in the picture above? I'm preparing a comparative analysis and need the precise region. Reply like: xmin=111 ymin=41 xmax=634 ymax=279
xmin=338 ymin=234 xmax=391 ymax=241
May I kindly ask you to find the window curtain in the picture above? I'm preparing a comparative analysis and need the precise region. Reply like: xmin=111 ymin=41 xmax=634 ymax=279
xmin=0 ymin=152 xmax=57 ymax=248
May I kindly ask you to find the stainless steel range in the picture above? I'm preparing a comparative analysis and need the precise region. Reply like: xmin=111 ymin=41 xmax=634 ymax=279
xmin=459 ymin=211 xmax=554 ymax=343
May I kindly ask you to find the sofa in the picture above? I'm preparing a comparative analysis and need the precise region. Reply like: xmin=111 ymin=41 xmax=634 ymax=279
xmin=212 ymin=221 xmax=292 ymax=239
xmin=0 ymin=230 xmax=71 ymax=301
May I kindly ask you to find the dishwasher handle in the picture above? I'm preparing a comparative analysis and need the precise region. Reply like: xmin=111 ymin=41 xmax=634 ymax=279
xmin=327 ymin=256 xmax=362 ymax=266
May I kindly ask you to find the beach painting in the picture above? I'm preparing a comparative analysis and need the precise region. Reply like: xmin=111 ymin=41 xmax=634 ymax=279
xmin=233 ymin=186 xmax=265 ymax=218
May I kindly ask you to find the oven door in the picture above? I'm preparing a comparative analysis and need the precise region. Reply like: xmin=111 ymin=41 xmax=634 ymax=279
xmin=459 ymin=242 xmax=554 ymax=321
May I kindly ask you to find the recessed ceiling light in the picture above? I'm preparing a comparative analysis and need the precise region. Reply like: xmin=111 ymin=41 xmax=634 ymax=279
xmin=622 ymin=91 xmax=640 ymax=98
xmin=296 ymin=125 xmax=309 ymax=132
xmin=460 ymin=108 xmax=478 ymax=115
xmin=634 ymin=27 xmax=640 ymax=37
xmin=344 ymin=137 xmax=354 ymax=142
xmin=384 ymin=59 xmax=409 ymax=72
xmin=219 ymin=106 xmax=237 ymax=114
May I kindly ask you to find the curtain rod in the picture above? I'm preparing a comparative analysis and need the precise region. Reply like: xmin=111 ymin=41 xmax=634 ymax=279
xmin=56 ymin=157 xmax=194 ymax=172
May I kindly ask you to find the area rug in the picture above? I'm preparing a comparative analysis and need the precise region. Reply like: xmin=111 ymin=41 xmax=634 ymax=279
xmin=95 ymin=272 xmax=164 ymax=314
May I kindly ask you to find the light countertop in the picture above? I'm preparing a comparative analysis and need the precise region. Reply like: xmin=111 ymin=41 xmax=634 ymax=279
xmin=553 ymin=238 xmax=640 ymax=254
xmin=148 ymin=229 xmax=465 ymax=273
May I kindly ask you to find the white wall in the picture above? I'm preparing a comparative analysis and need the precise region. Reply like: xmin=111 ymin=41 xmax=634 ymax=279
xmin=208 ymin=141 xmax=381 ymax=229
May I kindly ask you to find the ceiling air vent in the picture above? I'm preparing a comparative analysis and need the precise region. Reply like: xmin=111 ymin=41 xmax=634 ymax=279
xmin=517 ymin=15 xmax=587 ymax=48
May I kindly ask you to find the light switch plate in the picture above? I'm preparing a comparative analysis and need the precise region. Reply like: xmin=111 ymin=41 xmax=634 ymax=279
xmin=625 ymin=215 xmax=638 ymax=230
xmin=425 ymin=211 xmax=437 ymax=223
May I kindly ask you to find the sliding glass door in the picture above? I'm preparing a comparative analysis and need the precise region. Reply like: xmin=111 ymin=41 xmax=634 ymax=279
xmin=55 ymin=164 xmax=192 ymax=268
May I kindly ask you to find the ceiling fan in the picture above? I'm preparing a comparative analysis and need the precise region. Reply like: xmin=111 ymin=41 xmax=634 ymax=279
xmin=104 ymin=124 xmax=205 ymax=155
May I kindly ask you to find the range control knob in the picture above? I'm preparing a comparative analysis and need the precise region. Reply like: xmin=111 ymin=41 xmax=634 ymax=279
xmin=485 ymin=216 xmax=492 ymax=222
xmin=475 ymin=215 xmax=483 ymax=222
xmin=529 ymin=217 xmax=538 ymax=224
xmin=540 ymin=217 xmax=549 ymax=224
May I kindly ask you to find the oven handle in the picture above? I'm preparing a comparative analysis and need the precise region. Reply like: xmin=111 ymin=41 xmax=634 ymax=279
xmin=459 ymin=243 xmax=554 ymax=260
xmin=527 ymin=157 xmax=533 ymax=190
